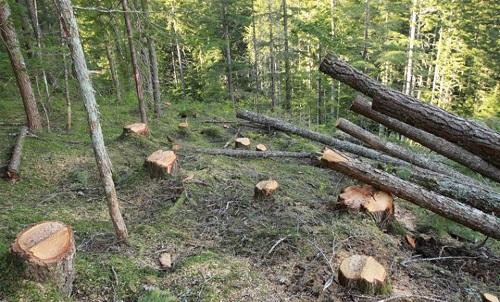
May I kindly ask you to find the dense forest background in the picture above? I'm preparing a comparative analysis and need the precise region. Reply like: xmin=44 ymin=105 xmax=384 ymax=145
xmin=1 ymin=0 xmax=498 ymax=130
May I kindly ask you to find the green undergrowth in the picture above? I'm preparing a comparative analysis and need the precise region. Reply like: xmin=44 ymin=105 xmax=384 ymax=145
xmin=0 ymin=94 xmax=498 ymax=301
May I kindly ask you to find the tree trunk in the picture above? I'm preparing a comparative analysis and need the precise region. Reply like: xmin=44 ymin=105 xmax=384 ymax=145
xmin=236 ymin=109 xmax=410 ymax=167
xmin=251 ymin=0 xmax=261 ymax=92
xmin=222 ymin=2 xmax=235 ymax=105
xmin=198 ymin=148 xmax=316 ymax=160
xmin=317 ymin=42 xmax=323 ymax=124
xmin=330 ymin=0 xmax=337 ymax=120
xmin=60 ymin=21 xmax=72 ymax=131
xmin=320 ymin=148 xmax=500 ymax=239
xmin=142 ymin=0 xmax=161 ymax=117
xmin=4 ymin=126 xmax=28 ymax=181
xmin=56 ymin=0 xmax=128 ymax=241
xmin=122 ymin=0 xmax=148 ymax=124
xmin=105 ymin=44 xmax=122 ymax=103
xmin=335 ymin=118 xmax=473 ymax=183
xmin=350 ymin=97 xmax=500 ymax=182
xmin=319 ymin=54 xmax=500 ymax=168
xmin=0 ymin=1 xmax=42 ymax=132
xmin=403 ymin=0 xmax=417 ymax=96
xmin=362 ymin=0 xmax=369 ymax=60
xmin=171 ymin=17 xmax=186 ymax=97
xmin=283 ymin=0 xmax=291 ymax=110
xmin=268 ymin=0 xmax=276 ymax=109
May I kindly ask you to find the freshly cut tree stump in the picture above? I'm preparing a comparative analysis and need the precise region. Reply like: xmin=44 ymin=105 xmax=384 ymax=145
xmin=235 ymin=137 xmax=251 ymax=149
xmin=338 ymin=255 xmax=388 ymax=294
xmin=145 ymin=150 xmax=177 ymax=178
xmin=256 ymin=144 xmax=267 ymax=151
xmin=11 ymin=221 xmax=75 ymax=295
xmin=178 ymin=121 xmax=189 ymax=129
xmin=254 ymin=179 xmax=279 ymax=199
xmin=483 ymin=293 xmax=499 ymax=302
xmin=338 ymin=185 xmax=394 ymax=223
xmin=159 ymin=252 xmax=173 ymax=270
xmin=123 ymin=123 xmax=149 ymax=136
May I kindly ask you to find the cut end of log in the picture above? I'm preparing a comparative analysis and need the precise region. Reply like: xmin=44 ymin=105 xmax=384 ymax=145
xmin=338 ymin=185 xmax=394 ymax=223
xmin=145 ymin=150 xmax=177 ymax=178
xmin=338 ymin=255 xmax=388 ymax=295
xmin=123 ymin=123 xmax=149 ymax=136
xmin=483 ymin=293 xmax=499 ymax=302
xmin=254 ymin=179 xmax=279 ymax=199
xmin=159 ymin=252 xmax=173 ymax=270
xmin=256 ymin=144 xmax=268 ymax=152
xmin=11 ymin=221 xmax=75 ymax=295
xmin=320 ymin=148 xmax=348 ymax=167
xmin=235 ymin=137 xmax=251 ymax=150
xmin=178 ymin=122 xmax=189 ymax=129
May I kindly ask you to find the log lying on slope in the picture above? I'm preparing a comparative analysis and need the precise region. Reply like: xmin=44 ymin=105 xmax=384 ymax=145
xmin=336 ymin=118 xmax=473 ymax=183
xmin=350 ymin=97 xmax=500 ymax=183
xmin=236 ymin=109 xmax=409 ymax=167
xmin=197 ymin=148 xmax=317 ymax=159
xmin=4 ymin=126 xmax=28 ymax=182
xmin=319 ymin=54 xmax=500 ymax=168
xmin=320 ymin=148 xmax=500 ymax=239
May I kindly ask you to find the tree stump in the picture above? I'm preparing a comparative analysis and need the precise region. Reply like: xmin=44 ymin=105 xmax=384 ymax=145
xmin=338 ymin=184 xmax=394 ymax=223
xmin=338 ymin=255 xmax=389 ymax=295
xmin=10 ymin=221 xmax=76 ymax=296
xmin=254 ymin=179 xmax=279 ymax=199
xmin=235 ymin=137 xmax=251 ymax=149
xmin=178 ymin=121 xmax=189 ymax=129
xmin=483 ymin=293 xmax=499 ymax=302
xmin=123 ymin=123 xmax=149 ymax=137
xmin=145 ymin=150 xmax=177 ymax=178
xmin=256 ymin=144 xmax=267 ymax=151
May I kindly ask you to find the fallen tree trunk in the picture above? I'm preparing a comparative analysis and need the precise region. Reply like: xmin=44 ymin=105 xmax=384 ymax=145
xmin=320 ymin=148 xmax=500 ymax=239
xmin=236 ymin=109 xmax=409 ymax=167
xmin=4 ymin=126 xmax=28 ymax=181
xmin=350 ymin=97 xmax=500 ymax=183
xmin=336 ymin=118 xmax=473 ymax=183
xmin=197 ymin=148 xmax=316 ymax=159
xmin=319 ymin=54 xmax=500 ymax=168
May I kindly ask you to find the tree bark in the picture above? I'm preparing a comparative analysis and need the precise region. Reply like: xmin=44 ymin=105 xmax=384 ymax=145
xmin=105 ymin=44 xmax=122 ymax=103
xmin=251 ymin=0 xmax=261 ymax=92
xmin=335 ymin=118 xmax=473 ymax=183
xmin=319 ymin=54 xmax=500 ymax=168
xmin=268 ymin=0 xmax=276 ymax=109
xmin=236 ymin=109 xmax=410 ymax=166
xmin=283 ymin=0 xmax=291 ymax=109
xmin=4 ymin=126 xmax=28 ymax=181
xmin=403 ymin=0 xmax=417 ymax=96
xmin=320 ymin=148 xmax=500 ymax=239
xmin=56 ymin=0 xmax=128 ymax=241
xmin=60 ymin=20 xmax=72 ymax=131
xmin=350 ymin=97 xmax=500 ymax=182
xmin=142 ymin=0 xmax=161 ymax=117
xmin=0 ymin=1 xmax=42 ymax=132
xmin=198 ymin=148 xmax=316 ymax=160
xmin=121 ymin=0 xmax=148 ymax=124
xmin=222 ymin=2 xmax=235 ymax=105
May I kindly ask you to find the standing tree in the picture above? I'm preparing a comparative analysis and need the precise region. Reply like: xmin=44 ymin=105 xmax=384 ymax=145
xmin=56 ymin=0 xmax=128 ymax=241
xmin=282 ymin=0 xmax=291 ymax=110
xmin=0 ymin=0 xmax=42 ymax=132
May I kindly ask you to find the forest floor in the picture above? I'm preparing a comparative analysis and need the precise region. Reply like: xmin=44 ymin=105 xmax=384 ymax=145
xmin=0 ymin=95 xmax=499 ymax=302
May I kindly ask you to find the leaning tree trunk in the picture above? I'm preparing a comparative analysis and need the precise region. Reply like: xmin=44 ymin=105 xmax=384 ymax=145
xmin=237 ymin=109 xmax=413 ymax=167
xmin=319 ymin=54 xmax=500 ymax=168
xmin=122 ymin=0 xmax=148 ymax=124
xmin=335 ymin=118 xmax=473 ymax=183
xmin=0 ymin=1 xmax=42 ymax=132
xmin=350 ymin=96 xmax=500 ymax=182
xmin=56 ymin=0 xmax=128 ymax=241
xmin=320 ymin=148 xmax=500 ymax=239
xmin=4 ymin=126 xmax=28 ymax=181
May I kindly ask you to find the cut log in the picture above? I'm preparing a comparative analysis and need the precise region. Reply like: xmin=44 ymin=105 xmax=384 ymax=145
xmin=350 ymin=96 xmax=500 ymax=182
xmin=254 ymin=179 xmax=279 ymax=199
xmin=235 ymin=137 xmax=251 ymax=149
xmin=483 ymin=293 xmax=499 ymax=302
xmin=145 ymin=150 xmax=177 ymax=178
xmin=319 ymin=54 xmax=500 ymax=167
xmin=335 ymin=118 xmax=473 ymax=183
xmin=338 ymin=184 xmax=394 ymax=223
xmin=10 ymin=221 xmax=75 ymax=295
xmin=237 ymin=109 xmax=409 ymax=167
xmin=320 ymin=148 xmax=500 ymax=239
xmin=338 ymin=255 xmax=388 ymax=294
xmin=197 ymin=148 xmax=316 ymax=160
xmin=256 ymin=144 xmax=267 ymax=151
xmin=123 ymin=123 xmax=149 ymax=137
xmin=4 ymin=126 xmax=28 ymax=182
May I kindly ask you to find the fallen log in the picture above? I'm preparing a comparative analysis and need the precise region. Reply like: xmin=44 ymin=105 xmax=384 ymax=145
xmin=320 ymin=148 xmax=500 ymax=239
xmin=350 ymin=97 xmax=500 ymax=183
xmin=11 ymin=221 xmax=76 ymax=295
xmin=319 ymin=54 xmax=500 ymax=167
xmin=236 ymin=109 xmax=409 ymax=167
xmin=336 ymin=118 xmax=473 ymax=183
xmin=197 ymin=148 xmax=316 ymax=159
xmin=4 ymin=126 xmax=28 ymax=181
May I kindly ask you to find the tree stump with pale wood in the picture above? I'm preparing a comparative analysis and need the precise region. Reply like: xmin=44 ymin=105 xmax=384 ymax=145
xmin=338 ymin=255 xmax=389 ymax=295
xmin=178 ymin=121 xmax=189 ymax=129
xmin=235 ymin=137 xmax=251 ymax=149
xmin=145 ymin=150 xmax=177 ymax=178
xmin=338 ymin=184 xmax=394 ymax=224
xmin=254 ymin=179 xmax=279 ymax=200
xmin=122 ymin=123 xmax=149 ymax=137
xmin=256 ymin=144 xmax=267 ymax=151
xmin=483 ymin=293 xmax=499 ymax=302
xmin=10 ymin=221 xmax=76 ymax=296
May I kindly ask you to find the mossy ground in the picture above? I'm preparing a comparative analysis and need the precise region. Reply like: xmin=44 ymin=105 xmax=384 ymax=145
xmin=0 ymin=94 xmax=498 ymax=301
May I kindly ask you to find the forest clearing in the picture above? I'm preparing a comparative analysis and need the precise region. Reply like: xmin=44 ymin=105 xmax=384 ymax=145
xmin=0 ymin=0 xmax=499 ymax=301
